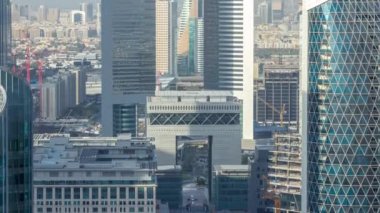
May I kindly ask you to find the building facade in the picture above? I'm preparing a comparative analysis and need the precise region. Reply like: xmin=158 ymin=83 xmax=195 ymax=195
xmin=156 ymin=165 xmax=182 ymax=210
xmin=101 ymin=0 xmax=156 ymax=136
xmin=302 ymin=0 xmax=380 ymax=212
xmin=204 ymin=0 xmax=254 ymax=144
xmin=254 ymin=65 xmax=299 ymax=128
xmin=0 ymin=0 xmax=10 ymax=67
xmin=146 ymin=91 xmax=242 ymax=165
xmin=212 ymin=165 xmax=249 ymax=212
xmin=33 ymin=135 xmax=157 ymax=213
xmin=156 ymin=0 xmax=170 ymax=75
xmin=267 ymin=133 xmax=301 ymax=212
xmin=0 ymin=70 xmax=33 ymax=212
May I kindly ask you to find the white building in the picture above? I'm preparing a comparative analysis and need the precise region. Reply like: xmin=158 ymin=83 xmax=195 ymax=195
xmin=146 ymin=91 xmax=242 ymax=165
xmin=71 ymin=10 xmax=86 ymax=25
xmin=33 ymin=134 xmax=157 ymax=213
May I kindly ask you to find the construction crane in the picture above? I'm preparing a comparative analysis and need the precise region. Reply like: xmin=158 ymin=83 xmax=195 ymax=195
xmin=25 ymin=46 xmax=31 ymax=84
xmin=257 ymin=96 xmax=287 ymax=127
xmin=37 ymin=60 xmax=44 ymax=115
xmin=260 ymin=175 xmax=281 ymax=213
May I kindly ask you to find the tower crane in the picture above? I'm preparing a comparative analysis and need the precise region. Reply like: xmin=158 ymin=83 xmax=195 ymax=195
xmin=257 ymin=96 xmax=287 ymax=127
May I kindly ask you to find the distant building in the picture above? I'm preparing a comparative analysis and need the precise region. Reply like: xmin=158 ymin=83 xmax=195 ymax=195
xmin=41 ymin=70 xmax=85 ymax=120
xmin=46 ymin=8 xmax=60 ymax=23
xmin=37 ymin=5 xmax=48 ymax=22
xmin=156 ymin=165 xmax=182 ymax=210
xmin=254 ymin=64 xmax=299 ymax=128
xmin=156 ymin=0 xmax=170 ymax=75
xmin=80 ymin=2 xmax=94 ymax=22
xmin=213 ymin=165 xmax=249 ymax=212
xmin=271 ymin=0 xmax=284 ymax=23
xmin=101 ymin=0 xmax=156 ymax=136
xmin=33 ymin=134 xmax=157 ymax=213
xmin=71 ymin=10 xmax=86 ymax=25
xmin=0 ymin=70 xmax=33 ymax=212
xmin=146 ymin=91 xmax=242 ymax=165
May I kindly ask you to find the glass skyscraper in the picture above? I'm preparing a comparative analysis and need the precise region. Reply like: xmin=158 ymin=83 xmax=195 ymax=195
xmin=302 ymin=0 xmax=380 ymax=212
xmin=0 ymin=69 xmax=33 ymax=212
xmin=0 ymin=0 xmax=10 ymax=67
xmin=101 ymin=0 xmax=156 ymax=136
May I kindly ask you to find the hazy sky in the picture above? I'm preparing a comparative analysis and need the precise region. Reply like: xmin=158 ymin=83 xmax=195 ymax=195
xmin=11 ymin=0 xmax=100 ymax=9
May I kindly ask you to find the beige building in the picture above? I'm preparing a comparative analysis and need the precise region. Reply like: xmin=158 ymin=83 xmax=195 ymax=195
xmin=156 ymin=0 xmax=169 ymax=75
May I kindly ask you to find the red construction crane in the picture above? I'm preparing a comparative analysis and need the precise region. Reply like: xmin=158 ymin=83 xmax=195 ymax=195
xmin=37 ymin=60 xmax=44 ymax=114
xmin=26 ymin=46 xmax=31 ymax=84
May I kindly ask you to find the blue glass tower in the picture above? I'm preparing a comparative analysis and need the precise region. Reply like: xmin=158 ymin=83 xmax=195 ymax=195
xmin=303 ymin=0 xmax=380 ymax=212
xmin=0 ymin=70 xmax=33 ymax=212
xmin=0 ymin=0 xmax=10 ymax=67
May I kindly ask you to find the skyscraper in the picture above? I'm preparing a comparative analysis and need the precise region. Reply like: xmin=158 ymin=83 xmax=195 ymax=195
xmin=101 ymin=0 xmax=156 ymax=136
xmin=156 ymin=0 xmax=170 ymax=75
xmin=302 ymin=1 xmax=380 ymax=212
xmin=176 ymin=0 xmax=203 ymax=76
xmin=80 ymin=2 xmax=94 ymax=22
xmin=0 ymin=0 xmax=10 ymax=67
xmin=0 ymin=69 xmax=33 ymax=212
xmin=204 ymin=0 xmax=254 ymax=143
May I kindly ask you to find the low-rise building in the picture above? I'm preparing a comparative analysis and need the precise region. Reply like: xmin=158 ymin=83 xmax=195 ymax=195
xmin=33 ymin=134 xmax=157 ymax=213
xmin=156 ymin=165 xmax=182 ymax=210
xmin=147 ymin=91 xmax=242 ymax=165
xmin=212 ymin=165 xmax=249 ymax=212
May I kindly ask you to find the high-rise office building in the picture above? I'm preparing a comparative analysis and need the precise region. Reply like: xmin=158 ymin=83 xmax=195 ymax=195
xmin=102 ymin=0 xmax=156 ymax=136
xmin=0 ymin=0 xmax=10 ymax=67
xmin=176 ymin=0 xmax=204 ymax=76
xmin=156 ymin=0 xmax=170 ymax=75
xmin=254 ymin=65 xmax=299 ymax=128
xmin=301 ymin=1 xmax=380 ymax=212
xmin=37 ymin=5 xmax=47 ymax=22
xmin=96 ymin=3 xmax=101 ymax=36
xmin=80 ymin=2 xmax=94 ymax=22
xmin=204 ymin=0 xmax=254 ymax=144
xmin=169 ymin=0 xmax=178 ymax=76
xmin=0 ymin=69 xmax=33 ymax=212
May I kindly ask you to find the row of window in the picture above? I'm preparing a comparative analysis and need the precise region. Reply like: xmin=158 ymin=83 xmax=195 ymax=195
xmin=35 ymin=187 xmax=154 ymax=200
xmin=149 ymin=105 xmax=240 ymax=111
xmin=36 ymin=206 xmax=154 ymax=213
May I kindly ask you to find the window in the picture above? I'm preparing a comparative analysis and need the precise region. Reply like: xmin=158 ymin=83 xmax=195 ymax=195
xmin=119 ymin=188 xmax=126 ymax=199
xmin=92 ymin=188 xmax=98 ymax=199
xmin=129 ymin=188 xmax=135 ymax=199
xmin=110 ymin=188 xmax=117 ymax=199
xmin=65 ymin=188 xmax=71 ymax=199
xmin=37 ymin=188 xmax=43 ymax=200
xmin=147 ymin=187 xmax=153 ymax=199
xmin=46 ymin=188 xmax=53 ymax=199
xmin=138 ymin=187 xmax=144 ymax=199
xmin=101 ymin=188 xmax=108 ymax=199
xmin=55 ymin=188 xmax=62 ymax=199
xmin=74 ymin=188 xmax=80 ymax=199
xmin=83 ymin=188 xmax=89 ymax=199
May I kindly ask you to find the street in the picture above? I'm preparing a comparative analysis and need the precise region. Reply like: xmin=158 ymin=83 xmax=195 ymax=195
xmin=182 ymin=183 xmax=209 ymax=212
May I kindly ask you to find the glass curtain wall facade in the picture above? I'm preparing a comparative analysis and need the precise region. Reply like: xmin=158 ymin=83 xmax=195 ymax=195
xmin=304 ymin=0 xmax=380 ymax=212
xmin=0 ymin=70 xmax=33 ymax=212
xmin=0 ymin=0 xmax=10 ymax=67
xmin=101 ymin=0 xmax=156 ymax=136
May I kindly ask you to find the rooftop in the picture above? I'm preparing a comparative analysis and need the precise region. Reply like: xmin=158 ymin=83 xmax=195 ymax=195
xmin=33 ymin=135 xmax=156 ymax=171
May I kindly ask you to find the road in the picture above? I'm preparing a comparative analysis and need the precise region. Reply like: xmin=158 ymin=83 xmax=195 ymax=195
xmin=182 ymin=183 xmax=209 ymax=212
